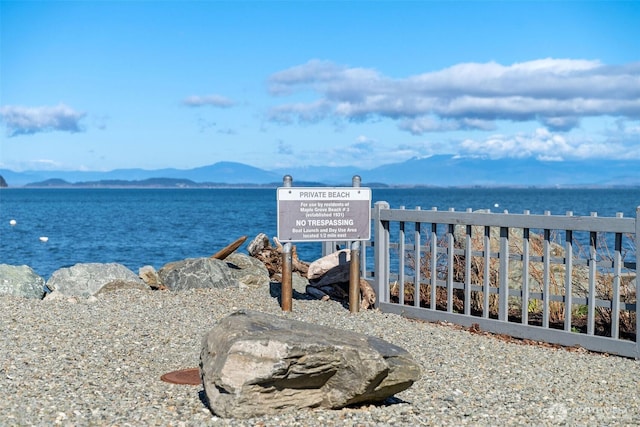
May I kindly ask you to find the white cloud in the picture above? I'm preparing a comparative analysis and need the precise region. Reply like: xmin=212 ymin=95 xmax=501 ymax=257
xmin=399 ymin=116 xmax=496 ymax=134
xmin=348 ymin=140 xmax=375 ymax=154
xmin=183 ymin=94 xmax=235 ymax=108
xmin=266 ymin=59 xmax=640 ymax=134
xmin=0 ymin=158 xmax=66 ymax=171
xmin=614 ymin=118 xmax=640 ymax=136
xmin=267 ymin=99 xmax=332 ymax=124
xmin=459 ymin=127 xmax=640 ymax=160
xmin=0 ymin=104 xmax=86 ymax=136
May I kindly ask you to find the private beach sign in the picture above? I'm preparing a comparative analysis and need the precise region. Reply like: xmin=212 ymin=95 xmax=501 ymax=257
xmin=277 ymin=187 xmax=372 ymax=242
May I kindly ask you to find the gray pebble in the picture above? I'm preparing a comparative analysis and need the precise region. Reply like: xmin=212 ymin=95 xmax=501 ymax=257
xmin=1 ymin=287 xmax=639 ymax=426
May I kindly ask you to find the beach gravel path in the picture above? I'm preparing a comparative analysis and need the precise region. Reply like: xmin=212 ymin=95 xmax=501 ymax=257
xmin=1 ymin=287 xmax=639 ymax=426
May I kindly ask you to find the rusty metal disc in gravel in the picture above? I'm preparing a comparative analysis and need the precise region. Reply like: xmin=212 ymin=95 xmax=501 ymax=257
xmin=160 ymin=368 xmax=201 ymax=385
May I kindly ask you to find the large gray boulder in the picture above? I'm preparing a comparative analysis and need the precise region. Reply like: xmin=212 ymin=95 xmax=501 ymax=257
xmin=200 ymin=310 xmax=421 ymax=419
xmin=0 ymin=264 xmax=45 ymax=299
xmin=158 ymin=257 xmax=237 ymax=291
xmin=46 ymin=263 xmax=143 ymax=297
xmin=224 ymin=253 xmax=270 ymax=288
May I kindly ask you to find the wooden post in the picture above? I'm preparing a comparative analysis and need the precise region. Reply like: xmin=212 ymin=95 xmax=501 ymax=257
xmin=349 ymin=175 xmax=362 ymax=313
xmin=281 ymin=175 xmax=293 ymax=312
xmin=282 ymin=242 xmax=293 ymax=312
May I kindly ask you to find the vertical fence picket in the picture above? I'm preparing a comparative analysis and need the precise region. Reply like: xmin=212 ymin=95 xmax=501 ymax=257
xmin=464 ymin=208 xmax=473 ymax=315
xmin=611 ymin=218 xmax=623 ymax=339
xmin=542 ymin=233 xmax=551 ymax=328
xmin=522 ymin=210 xmax=531 ymax=325
xmin=587 ymin=212 xmax=599 ymax=336
xmin=373 ymin=201 xmax=390 ymax=304
xmin=447 ymin=209 xmax=455 ymax=313
xmin=543 ymin=211 xmax=551 ymax=329
xmin=430 ymin=208 xmax=438 ymax=310
xmin=414 ymin=207 xmax=422 ymax=308
xmin=399 ymin=206 xmax=406 ymax=306
xmin=499 ymin=224 xmax=509 ymax=321
xmin=483 ymin=225 xmax=491 ymax=317
xmin=565 ymin=212 xmax=574 ymax=332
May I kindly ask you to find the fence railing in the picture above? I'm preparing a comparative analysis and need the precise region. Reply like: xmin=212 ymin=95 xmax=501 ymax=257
xmin=366 ymin=201 xmax=639 ymax=359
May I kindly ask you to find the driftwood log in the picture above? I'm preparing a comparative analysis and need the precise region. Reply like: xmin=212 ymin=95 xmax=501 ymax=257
xmin=359 ymin=278 xmax=376 ymax=310
xmin=247 ymin=234 xmax=309 ymax=281
xmin=211 ymin=236 xmax=248 ymax=260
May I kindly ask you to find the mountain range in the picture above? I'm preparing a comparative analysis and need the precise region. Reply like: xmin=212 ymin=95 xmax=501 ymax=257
xmin=0 ymin=156 xmax=638 ymax=188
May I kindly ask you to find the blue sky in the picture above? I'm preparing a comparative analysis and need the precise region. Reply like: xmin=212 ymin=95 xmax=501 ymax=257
xmin=1 ymin=1 xmax=639 ymax=173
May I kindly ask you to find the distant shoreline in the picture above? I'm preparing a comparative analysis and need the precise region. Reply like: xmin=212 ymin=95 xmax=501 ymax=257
xmin=2 ymin=182 xmax=640 ymax=190
xmin=2 ymin=172 xmax=640 ymax=190
xmin=2 ymin=157 xmax=639 ymax=188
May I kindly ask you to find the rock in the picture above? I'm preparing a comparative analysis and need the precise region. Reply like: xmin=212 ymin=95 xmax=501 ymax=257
xmin=270 ymin=272 xmax=310 ymax=298
xmin=46 ymin=263 xmax=143 ymax=298
xmin=42 ymin=290 xmax=70 ymax=302
xmin=307 ymin=249 xmax=350 ymax=280
xmin=158 ymin=257 xmax=238 ymax=291
xmin=0 ymin=264 xmax=45 ymax=299
xmin=139 ymin=265 xmax=163 ymax=289
xmin=291 ymin=271 xmax=310 ymax=293
xmin=95 ymin=279 xmax=150 ymax=295
xmin=200 ymin=310 xmax=421 ymax=419
xmin=224 ymin=253 xmax=270 ymax=288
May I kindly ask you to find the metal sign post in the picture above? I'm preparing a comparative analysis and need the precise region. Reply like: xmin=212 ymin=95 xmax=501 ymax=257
xmin=277 ymin=175 xmax=371 ymax=313
xmin=281 ymin=175 xmax=293 ymax=312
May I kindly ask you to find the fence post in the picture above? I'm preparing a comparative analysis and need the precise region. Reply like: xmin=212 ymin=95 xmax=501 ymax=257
xmin=374 ymin=201 xmax=390 ymax=305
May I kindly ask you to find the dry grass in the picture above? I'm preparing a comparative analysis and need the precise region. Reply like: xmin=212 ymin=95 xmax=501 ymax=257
xmin=390 ymin=227 xmax=637 ymax=339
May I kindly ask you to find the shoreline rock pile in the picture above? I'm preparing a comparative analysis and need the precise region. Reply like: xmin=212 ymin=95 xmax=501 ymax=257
xmin=0 ymin=233 xmax=375 ymax=310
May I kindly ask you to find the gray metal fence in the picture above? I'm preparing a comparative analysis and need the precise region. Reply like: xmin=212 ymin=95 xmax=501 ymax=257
xmin=366 ymin=201 xmax=639 ymax=359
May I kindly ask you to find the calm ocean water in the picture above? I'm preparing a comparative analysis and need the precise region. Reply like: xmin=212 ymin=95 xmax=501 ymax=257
xmin=1 ymin=187 xmax=639 ymax=279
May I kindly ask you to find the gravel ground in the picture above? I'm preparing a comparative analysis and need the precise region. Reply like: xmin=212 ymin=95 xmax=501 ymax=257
xmin=1 ymin=285 xmax=639 ymax=426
